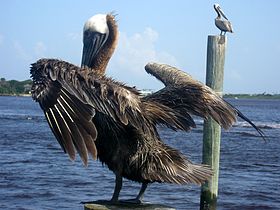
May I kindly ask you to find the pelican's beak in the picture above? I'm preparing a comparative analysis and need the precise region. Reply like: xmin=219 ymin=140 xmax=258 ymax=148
xmin=217 ymin=6 xmax=229 ymax=20
xmin=81 ymin=31 xmax=108 ymax=68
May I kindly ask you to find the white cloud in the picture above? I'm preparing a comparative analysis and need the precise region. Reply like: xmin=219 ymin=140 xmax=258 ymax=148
xmin=108 ymin=27 xmax=178 ymax=89
xmin=67 ymin=32 xmax=82 ymax=41
xmin=13 ymin=40 xmax=48 ymax=62
xmin=34 ymin=41 xmax=47 ymax=57
xmin=13 ymin=41 xmax=33 ymax=62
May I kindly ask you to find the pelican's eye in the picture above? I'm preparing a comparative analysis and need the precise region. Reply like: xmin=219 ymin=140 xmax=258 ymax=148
xmin=84 ymin=30 xmax=90 ymax=37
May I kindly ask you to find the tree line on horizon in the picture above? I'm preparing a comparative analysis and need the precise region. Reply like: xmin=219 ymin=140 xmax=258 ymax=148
xmin=0 ymin=78 xmax=32 ymax=95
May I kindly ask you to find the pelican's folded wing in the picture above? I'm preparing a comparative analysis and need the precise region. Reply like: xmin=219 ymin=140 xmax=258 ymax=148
xmin=31 ymin=59 xmax=147 ymax=165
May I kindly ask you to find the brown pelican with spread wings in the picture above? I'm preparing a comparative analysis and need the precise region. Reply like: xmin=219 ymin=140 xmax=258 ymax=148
xmin=31 ymin=14 xmax=264 ymax=204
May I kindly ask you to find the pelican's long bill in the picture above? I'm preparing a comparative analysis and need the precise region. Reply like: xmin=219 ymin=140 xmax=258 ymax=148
xmin=81 ymin=14 xmax=109 ymax=68
xmin=214 ymin=3 xmax=228 ymax=20
xmin=81 ymin=32 xmax=108 ymax=68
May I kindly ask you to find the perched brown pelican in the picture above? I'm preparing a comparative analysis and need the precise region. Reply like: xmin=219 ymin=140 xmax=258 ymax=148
xmin=30 ymin=13 xmax=264 ymax=204
xmin=214 ymin=3 xmax=234 ymax=35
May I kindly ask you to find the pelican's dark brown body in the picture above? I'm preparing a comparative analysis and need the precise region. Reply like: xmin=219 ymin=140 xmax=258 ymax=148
xmin=94 ymin=112 xmax=184 ymax=184
xmin=93 ymin=110 xmax=151 ymax=184
xmin=31 ymin=59 xmax=213 ymax=186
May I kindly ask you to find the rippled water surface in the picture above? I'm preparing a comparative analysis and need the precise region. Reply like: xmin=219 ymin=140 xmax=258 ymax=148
xmin=0 ymin=96 xmax=279 ymax=209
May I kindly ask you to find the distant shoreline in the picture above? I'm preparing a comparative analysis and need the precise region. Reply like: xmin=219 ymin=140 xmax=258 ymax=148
xmin=1 ymin=93 xmax=280 ymax=99
xmin=223 ymin=93 xmax=280 ymax=100
xmin=0 ymin=93 xmax=31 ymax=97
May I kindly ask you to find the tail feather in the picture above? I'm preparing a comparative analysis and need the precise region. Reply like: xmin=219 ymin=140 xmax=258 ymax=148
xmin=140 ymin=143 xmax=212 ymax=185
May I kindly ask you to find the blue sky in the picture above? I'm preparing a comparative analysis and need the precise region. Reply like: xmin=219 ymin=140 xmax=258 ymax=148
xmin=0 ymin=0 xmax=279 ymax=93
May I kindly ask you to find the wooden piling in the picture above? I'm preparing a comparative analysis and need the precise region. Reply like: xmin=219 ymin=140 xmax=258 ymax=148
xmin=200 ymin=35 xmax=227 ymax=210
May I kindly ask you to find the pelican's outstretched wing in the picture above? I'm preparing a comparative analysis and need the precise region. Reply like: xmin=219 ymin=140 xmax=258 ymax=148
xmin=31 ymin=59 xmax=148 ymax=165
xmin=144 ymin=63 xmax=265 ymax=138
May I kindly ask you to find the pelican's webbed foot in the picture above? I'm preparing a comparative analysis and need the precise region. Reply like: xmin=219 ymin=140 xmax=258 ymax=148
xmin=81 ymin=199 xmax=120 ymax=205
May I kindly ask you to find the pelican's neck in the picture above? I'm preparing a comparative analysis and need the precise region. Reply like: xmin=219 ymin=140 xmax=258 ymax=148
xmin=89 ymin=14 xmax=118 ymax=75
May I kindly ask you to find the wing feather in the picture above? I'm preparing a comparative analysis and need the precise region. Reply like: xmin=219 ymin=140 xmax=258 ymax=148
xmin=31 ymin=59 xmax=150 ymax=164
xmin=145 ymin=63 xmax=237 ymax=129
xmin=45 ymin=110 xmax=67 ymax=153
xmin=145 ymin=62 xmax=265 ymax=139
xmin=50 ymin=107 xmax=76 ymax=160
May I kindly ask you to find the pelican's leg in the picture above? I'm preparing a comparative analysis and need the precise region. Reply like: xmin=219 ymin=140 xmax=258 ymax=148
xmin=124 ymin=182 xmax=148 ymax=204
xmin=135 ymin=182 xmax=148 ymax=201
xmin=111 ymin=173 xmax=122 ymax=203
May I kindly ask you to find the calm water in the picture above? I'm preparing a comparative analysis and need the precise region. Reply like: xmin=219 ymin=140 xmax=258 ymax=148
xmin=0 ymin=96 xmax=279 ymax=210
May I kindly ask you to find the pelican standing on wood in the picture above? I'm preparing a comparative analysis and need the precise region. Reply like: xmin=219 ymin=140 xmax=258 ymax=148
xmin=31 ymin=13 xmax=264 ymax=204
xmin=214 ymin=3 xmax=234 ymax=35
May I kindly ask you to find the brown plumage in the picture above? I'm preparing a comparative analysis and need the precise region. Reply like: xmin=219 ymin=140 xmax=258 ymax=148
xmin=30 ymin=58 xmax=265 ymax=203
xmin=30 ymin=59 xmax=214 ymax=202
xmin=30 ymin=13 xmax=264 ymax=203
xmin=144 ymin=63 xmax=264 ymax=137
